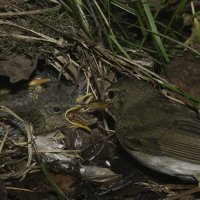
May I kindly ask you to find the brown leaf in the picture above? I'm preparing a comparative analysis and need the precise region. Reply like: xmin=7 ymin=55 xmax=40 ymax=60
xmin=0 ymin=52 xmax=37 ymax=83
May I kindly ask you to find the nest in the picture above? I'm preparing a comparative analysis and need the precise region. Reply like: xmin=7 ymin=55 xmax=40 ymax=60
xmin=0 ymin=0 xmax=162 ymax=180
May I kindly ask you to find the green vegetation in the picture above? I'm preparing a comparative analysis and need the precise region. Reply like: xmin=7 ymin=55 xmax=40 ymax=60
xmin=65 ymin=0 xmax=199 ymax=62
xmin=64 ymin=0 xmax=200 ymax=108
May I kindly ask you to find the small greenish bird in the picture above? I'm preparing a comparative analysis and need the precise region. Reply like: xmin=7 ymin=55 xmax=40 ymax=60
xmin=106 ymin=78 xmax=200 ymax=182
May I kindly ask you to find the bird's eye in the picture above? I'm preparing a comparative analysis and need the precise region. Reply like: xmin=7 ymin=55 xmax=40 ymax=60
xmin=53 ymin=106 xmax=61 ymax=114
xmin=46 ymin=102 xmax=63 ymax=115
xmin=108 ymin=90 xmax=115 ymax=99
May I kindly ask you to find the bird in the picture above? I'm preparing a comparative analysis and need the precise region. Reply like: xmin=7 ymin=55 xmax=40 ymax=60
xmin=0 ymin=81 xmax=70 ymax=135
xmin=105 ymin=78 xmax=200 ymax=182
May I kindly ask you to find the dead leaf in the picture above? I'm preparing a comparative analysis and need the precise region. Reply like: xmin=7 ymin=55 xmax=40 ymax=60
xmin=0 ymin=52 xmax=37 ymax=83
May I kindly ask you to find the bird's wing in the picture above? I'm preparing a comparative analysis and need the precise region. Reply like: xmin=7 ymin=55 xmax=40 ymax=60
xmin=155 ymin=119 xmax=200 ymax=164
xmin=116 ymin=93 xmax=200 ymax=165
xmin=119 ymin=118 xmax=200 ymax=165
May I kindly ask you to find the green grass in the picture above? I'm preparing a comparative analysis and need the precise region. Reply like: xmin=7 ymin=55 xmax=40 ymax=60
xmin=64 ymin=1 xmax=200 ymax=62
xmin=63 ymin=0 xmax=200 ymax=106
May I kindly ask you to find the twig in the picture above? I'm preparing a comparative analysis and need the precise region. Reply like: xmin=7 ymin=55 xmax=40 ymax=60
xmin=0 ymin=106 xmax=33 ymax=179
xmin=165 ymin=187 xmax=200 ymax=200
xmin=0 ymin=5 xmax=61 ymax=17
xmin=0 ymin=123 xmax=9 ymax=154
xmin=0 ymin=20 xmax=68 ymax=48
